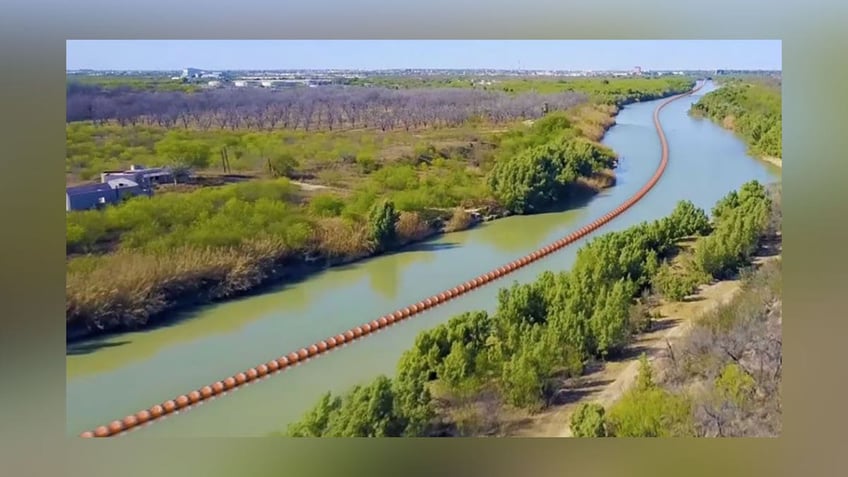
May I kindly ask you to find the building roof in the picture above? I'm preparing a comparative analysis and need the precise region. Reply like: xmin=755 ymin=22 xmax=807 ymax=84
xmin=67 ymin=183 xmax=113 ymax=196
xmin=105 ymin=178 xmax=141 ymax=188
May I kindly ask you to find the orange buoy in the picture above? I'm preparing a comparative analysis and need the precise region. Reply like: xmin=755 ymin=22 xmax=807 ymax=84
xmin=297 ymin=348 xmax=309 ymax=360
xmin=307 ymin=345 xmax=318 ymax=357
xmin=188 ymin=390 xmax=202 ymax=403
xmin=108 ymin=420 xmax=123 ymax=434
xmin=386 ymin=314 xmax=397 ymax=324
xmin=163 ymin=400 xmax=177 ymax=413
xmin=438 ymin=292 xmax=447 ymax=301
xmin=175 ymin=395 xmax=190 ymax=408
xmin=335 ymin=334 xmax=347 ymax=344
xmin=201 ymin=386 xmax=214 ymax=398
xmin=80 ymin=431 xmax=94 ymax=438
xmin=288 ymin=352 xmax=300 ymax=363
xmin=135 ymin=410 xmax=151 ymax=424
xmin=94 ymin=426 xmax=109 ymax=437
xmin=223 ymin=377 xmax=236 ymax=389
xmin=235 ymin=372 xmax=248 ymax=385
xmin=278 ymin=355 xmax=292 ymax=367
xmin=122 ymin=415 xmax=138 ymax=428
xmin=353 ymin=327 xmax=363 ymax=338
xmin=256 ymin=364 xmax=269 ymax=377
xmin=326 ymin=337 xmax=337 ymax=349
xmin=150 ymin=404 xmax=164 ymax=418
xmin=246 ymin=368 xmax=259 ymax=380
xmin=267 ymin=360 xmax=280 ymax=372
xmin=344 ymin=330 xmax=355 ymax=340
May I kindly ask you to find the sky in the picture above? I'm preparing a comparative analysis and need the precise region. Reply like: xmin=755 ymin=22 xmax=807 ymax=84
xmin=66 ymin=40 xmax=781 ymax=71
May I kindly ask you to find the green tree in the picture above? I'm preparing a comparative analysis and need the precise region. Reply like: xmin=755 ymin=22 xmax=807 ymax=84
xmin=286 ymin=392 xmax=342 ymax=437
xmin=668 ymin=200 xmax=711 ymax=236
xmin=394 ymin=350 xmax=435 ymax=436
xmin=323 ymin=376 xmax=404 ymax=437
xmin=714 ymin=363 xmax=756 ymax=408
xmin=570 ymin=403 xmax=607 ymax=437
xmin=367 ymin=199 xmax=399 ymax=252
xmin=605 ymin=355 xmax=694 ymax=437
xmin=653 ymin=262 xmax=700 ymax=301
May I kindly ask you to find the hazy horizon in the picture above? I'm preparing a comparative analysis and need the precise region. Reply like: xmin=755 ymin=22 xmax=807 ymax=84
xmin=66 ymin=40 xmax=782 ymax=72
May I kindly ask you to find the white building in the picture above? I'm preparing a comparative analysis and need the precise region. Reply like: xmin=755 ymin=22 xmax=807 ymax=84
xmin=181 ymin=68 xmax=202 ymax=79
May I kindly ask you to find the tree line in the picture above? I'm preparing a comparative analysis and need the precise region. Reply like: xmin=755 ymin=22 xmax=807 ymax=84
xmin=67 ymin=84 xmax=589 ymax=132
xmin=283 ymin=181 xmax=775 ymax=437
xmin=66 ymin=77 xmax=695 ymax=133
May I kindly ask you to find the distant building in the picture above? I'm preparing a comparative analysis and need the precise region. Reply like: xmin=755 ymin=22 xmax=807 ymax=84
xmin=66 ymin=179 xmax=149 ymax=212
xmin=100 ymin=164 xmax=175 ymax=189
xmin=181 ymin=68 xmax=202 ymax=79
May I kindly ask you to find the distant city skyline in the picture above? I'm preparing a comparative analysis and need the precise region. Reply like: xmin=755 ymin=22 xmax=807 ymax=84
xmin=66 ymin=40 xmax=782 ymax=71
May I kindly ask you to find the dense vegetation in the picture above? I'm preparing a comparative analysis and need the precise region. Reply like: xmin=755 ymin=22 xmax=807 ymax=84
xmin=283 ymin=181 xmax=775 ymax=437
xmin=570 ymin=256 xmax=782 ymax=437
xmin=67 ymin=75 xmax=201 ymax=93
xmin=690 ymin=80 xmax=782 ymax=159
xmin=65 ymin=77 xmax=690 ymax=180
xmin=487 ymin=113 xmax=617 ymax=213
xmin=66 ymin=77 xmax=693 ymax=130
xmin=66 ymin=107 xmax=626 ymax=334
xmin=67 ymin=83 xmax=587 ymax=128
xmin=347 ymin=76 xmax=695 ymax=105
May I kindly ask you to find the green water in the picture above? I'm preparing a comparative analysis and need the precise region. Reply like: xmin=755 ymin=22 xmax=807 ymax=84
xmin=66 ymin=81 xmax=780 ymax=436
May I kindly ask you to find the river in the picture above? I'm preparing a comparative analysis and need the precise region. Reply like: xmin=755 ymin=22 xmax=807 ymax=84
xmin=66 ymin=80 xmax=780 ymax=437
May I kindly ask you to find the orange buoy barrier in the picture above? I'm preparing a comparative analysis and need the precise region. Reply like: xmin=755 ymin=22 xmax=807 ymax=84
xmin=79 ymin=82 xmax=703 ymax=438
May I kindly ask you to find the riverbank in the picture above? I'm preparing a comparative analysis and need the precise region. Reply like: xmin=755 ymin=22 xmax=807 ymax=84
xmin=688 ymin=79 xmax=781 ymax=168
xmin=455 ymin=182 xmax=782 ymax=437
xmin=276 ymin=171 xmax=775 ymax=438
xmin=761 ymin=156 xmax=782 ymax=168
xmin=66 ymin=172 xmax=615 ymax=342
xmin=67 ymin=116 xmax=630 ymax=342
xmin=507 ymin=250 xmax=780 ymax=437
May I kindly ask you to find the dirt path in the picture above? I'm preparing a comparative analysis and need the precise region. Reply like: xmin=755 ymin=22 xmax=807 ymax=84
xmin=508 ymin=255 xmax=779 ymax=438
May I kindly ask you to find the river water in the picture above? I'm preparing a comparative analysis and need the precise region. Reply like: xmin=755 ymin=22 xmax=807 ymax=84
xmin=65 ymin=81 xmax=780 ymax=437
